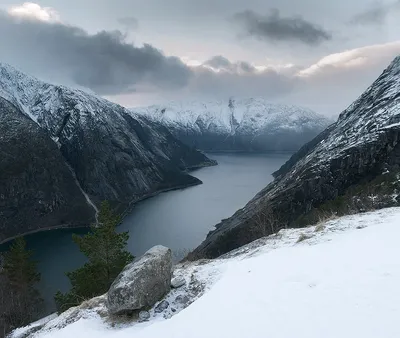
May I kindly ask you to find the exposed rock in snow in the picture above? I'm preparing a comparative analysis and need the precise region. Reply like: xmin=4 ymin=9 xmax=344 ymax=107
xmin=138 ymin=311 xmax=150 ymax=322
xmin=171 ymin=276 xmax=185 ymax=288
xmin=191 ymin=55 xmax=400 ymax=259
xmin=0 ymin=62 xmax=215 ymax=242
xmin=107 ymin=246 xmax=173 ymax=315
xmin=131 ymin=98 xmax=332 ymax=152
xmin=11 ymin=207 xmax=400 ymax=338
xmin=154 ymin=300 xmax=170 ymax=313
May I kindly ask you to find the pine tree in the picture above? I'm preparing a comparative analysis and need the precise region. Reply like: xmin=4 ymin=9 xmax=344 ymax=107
xmin=1 ymin=237 xmax=43 ymax=331
xmin=55 ymin=201 xmax=133 ymax=312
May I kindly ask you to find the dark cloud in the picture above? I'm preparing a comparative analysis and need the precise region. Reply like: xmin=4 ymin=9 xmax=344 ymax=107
xmin=349 ymin=1 xmax=400 ymax=26
xmin=232 ymin=9 xmax=332 ymax=46
xmin=0 ymin=11 xmax=191 ymax=95
xmin=117 ymin=16 xmax=139 ymax=30
xmin=203 ymin=56 xmax=256 ymax=73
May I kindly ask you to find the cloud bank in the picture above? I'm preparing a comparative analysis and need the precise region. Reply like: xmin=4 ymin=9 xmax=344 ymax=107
xmin=1 ymin=3 xmax=400 ymax=116
xmin=0 ymin=8 xmax=191 ymax=95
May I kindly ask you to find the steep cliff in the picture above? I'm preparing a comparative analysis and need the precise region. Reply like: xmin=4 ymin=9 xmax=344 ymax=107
xmin=191 ymin=56 xmax=400 ymax=259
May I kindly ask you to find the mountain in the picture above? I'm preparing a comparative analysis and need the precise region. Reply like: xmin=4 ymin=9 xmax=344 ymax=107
xmin=0 ymin=63 xmax=215 ymax=243
xmin=131 ymin=98 xmax=332 ymax=152
xmin=190 ymin=55 xmax=400 ymax=259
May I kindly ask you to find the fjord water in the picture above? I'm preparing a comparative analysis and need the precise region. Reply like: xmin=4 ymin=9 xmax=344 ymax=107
xmin=23 ymin=153 xmax=290 ymax=310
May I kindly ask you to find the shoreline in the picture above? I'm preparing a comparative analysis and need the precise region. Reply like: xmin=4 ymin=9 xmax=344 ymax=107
xmin=0 ymin=161 xmax=217 ymax=246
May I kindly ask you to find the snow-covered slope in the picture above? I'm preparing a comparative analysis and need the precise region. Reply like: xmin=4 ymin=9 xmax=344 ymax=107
xmin=192 ymin=55 xmax=400 ymax=259
xmin=13 ymin=207 xmax=400 ymax=338
xmin=132 ymin=99 xmax=331 ymax=152
xmin=0 ymin=63 xmax=215 ymax=242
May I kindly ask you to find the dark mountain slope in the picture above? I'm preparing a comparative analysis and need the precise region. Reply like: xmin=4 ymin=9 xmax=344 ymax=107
xmin=0 ymin=63 xmax=215 ymax=242
xmin=191 ymin=56 xmax=400 ymax=259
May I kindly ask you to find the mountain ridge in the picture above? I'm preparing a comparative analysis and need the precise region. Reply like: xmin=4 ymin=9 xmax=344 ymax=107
xmin=0 ymin=63 xmax=215 ymax=243
xmin=190 ymin=55 xmax=400 ymax=259
xmin=131 ymin=98 xmax=332 ymax=153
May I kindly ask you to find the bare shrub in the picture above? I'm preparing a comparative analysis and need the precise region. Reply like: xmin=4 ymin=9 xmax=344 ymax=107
xmin=297 ymin=233 xmax=312 ymax=243
xmin=253 ymin=206 xmax=283 ymax=238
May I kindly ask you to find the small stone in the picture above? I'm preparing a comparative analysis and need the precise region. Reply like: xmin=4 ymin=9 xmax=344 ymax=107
xmin=139 ymin=311 xmax=150 ymax=322
xmin=171 ymin=276 xmax=186 ymax=288
xmin=155 ymin=300 xmax=170 ymax=313
xmin=174 ymin=295 xmax=190 ymax=305
xmin=171 ymin=308 xmax=176 ymax=313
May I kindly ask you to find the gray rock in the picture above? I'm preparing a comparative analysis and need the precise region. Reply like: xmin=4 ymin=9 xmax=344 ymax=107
xmin=107 ymin=246 xmax=172 ymax=315
xmin=171 ymin=276 xmax=186 ymax=288
xmin=154 ymin=300 xmax=169 ymax=313
xmin=138 ymin=311 xmax=150 ymax=322
xmin=174 ymin=295 xmax=190 ymax=306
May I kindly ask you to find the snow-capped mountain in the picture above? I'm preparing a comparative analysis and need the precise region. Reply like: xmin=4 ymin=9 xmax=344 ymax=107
xmin=131 ymin=99 xmax=332 ymax=152
xmin=192 ymin=55 xmax=400 ymax=259
xmin=0 ymin=63 xmax=215 ymax=243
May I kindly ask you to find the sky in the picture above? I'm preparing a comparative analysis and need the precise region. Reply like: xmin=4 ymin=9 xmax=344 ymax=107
xmin=0 ymin=1 xmax=399 ymax=116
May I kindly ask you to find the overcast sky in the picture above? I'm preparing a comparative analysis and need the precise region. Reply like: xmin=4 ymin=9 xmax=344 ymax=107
xmin=0 ymin=0 xmax=400 ymax=115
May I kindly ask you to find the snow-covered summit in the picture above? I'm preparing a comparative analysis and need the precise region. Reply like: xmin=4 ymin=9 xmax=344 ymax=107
xmin=131 ymin=98 xmax=332 ymax=152
xmin=276 ymin=54 xmax=400 ymax=178
xmin=0 ymin=62 xmax=129 ymax=130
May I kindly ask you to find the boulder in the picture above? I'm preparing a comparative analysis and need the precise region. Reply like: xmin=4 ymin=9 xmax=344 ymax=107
xmin=171 ymin=276 xmax=186 ymax=288
xmin=107 ymin=246 xmax=172 ymax=315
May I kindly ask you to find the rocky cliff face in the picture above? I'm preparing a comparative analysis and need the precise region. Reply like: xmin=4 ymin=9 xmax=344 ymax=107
xmin=0 ymin=97 xmax=94 ymax=242
xmin=0 ymin=63 xmax=215 ymax=243
xmin=191 ymin=56 xmax=400 ymax=259
xmin=132 ymin=98 xmax=331 ymax=153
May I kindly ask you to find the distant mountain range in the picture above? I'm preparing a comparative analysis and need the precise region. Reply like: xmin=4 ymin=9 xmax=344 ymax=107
xmin=0 ymin=63 xmax=215 ymax=243
xmin=191 ymin=55 xmax=400 ymax=259
xmin=131 ymin=98 xmax=332 ymax=152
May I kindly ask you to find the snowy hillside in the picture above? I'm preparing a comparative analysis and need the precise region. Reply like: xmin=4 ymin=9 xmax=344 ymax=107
xmin=13 ymin=207 xmax=400 ymax=338
xmin=132 ymin=99 xmax=331 ymax=152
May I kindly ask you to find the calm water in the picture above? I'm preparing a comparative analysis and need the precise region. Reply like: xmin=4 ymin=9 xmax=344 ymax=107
xmin=13 ymin=153 xmax=290 ymax=310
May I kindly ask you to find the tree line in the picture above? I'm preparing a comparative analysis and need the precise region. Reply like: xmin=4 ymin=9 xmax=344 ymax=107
xmin=0 ymin=201 xmax=133 ymax=336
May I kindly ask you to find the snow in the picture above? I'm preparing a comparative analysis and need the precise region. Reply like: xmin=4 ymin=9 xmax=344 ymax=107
xmin=0 ymin=62 xmax=130 ymax=129
xmin=21 ymin=207 xmax=400 ymax=338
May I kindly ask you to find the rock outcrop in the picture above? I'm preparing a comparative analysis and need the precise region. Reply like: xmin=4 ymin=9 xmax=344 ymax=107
xmin=0 ymin=63 xmax=216 ymax=243
xmin=190 ymin=55 xmax=400 ymax=259
xmin=107 ymin=246 xmax=172 ymax=315
xmin=132 ymin=98 xmax=332 ymax=153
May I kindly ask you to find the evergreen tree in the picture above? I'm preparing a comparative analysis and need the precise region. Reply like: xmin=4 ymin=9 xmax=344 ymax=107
xmin=1 ymin=237 xmax=43 ymax=331
xmin=55 ymin=201 xmax=133 ymax=312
